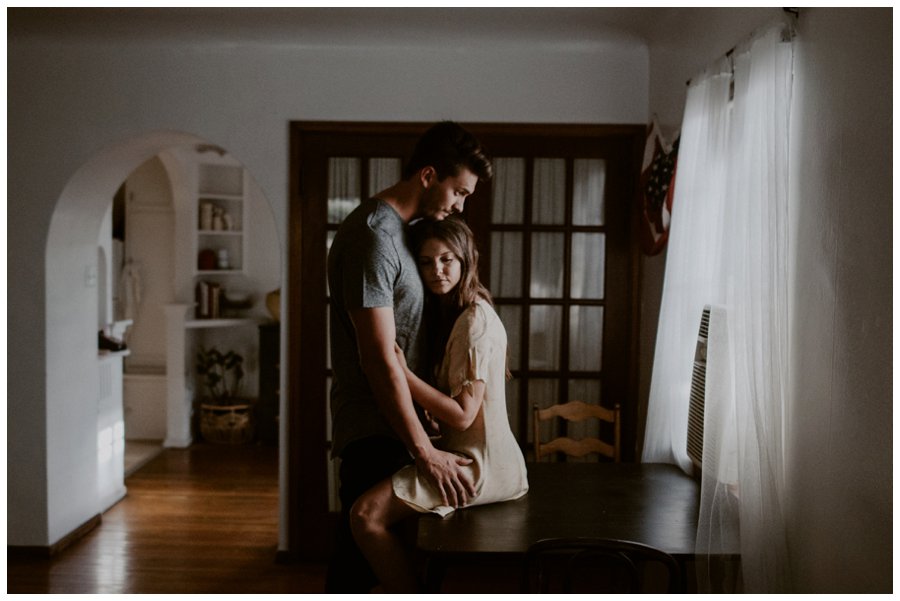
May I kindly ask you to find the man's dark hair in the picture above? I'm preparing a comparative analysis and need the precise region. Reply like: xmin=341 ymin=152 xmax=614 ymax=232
xmin=403 ymin=121 xmax=493 ymax=182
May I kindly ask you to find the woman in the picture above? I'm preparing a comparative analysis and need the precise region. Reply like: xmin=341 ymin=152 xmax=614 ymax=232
xmin=349 ymin=216 xmax=529 ymax=592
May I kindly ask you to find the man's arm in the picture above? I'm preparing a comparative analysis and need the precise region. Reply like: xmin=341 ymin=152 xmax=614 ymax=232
xmin=350 ymin=306 xmax=476 ymax=507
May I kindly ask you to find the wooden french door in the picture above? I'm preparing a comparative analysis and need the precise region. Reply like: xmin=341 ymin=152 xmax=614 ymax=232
xmin=288 ymin=122 xmax=643 ymax=559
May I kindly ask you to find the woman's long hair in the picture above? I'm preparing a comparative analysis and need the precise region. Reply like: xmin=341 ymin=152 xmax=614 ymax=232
xmin=409 ymin=216 xmax=493 ymax=371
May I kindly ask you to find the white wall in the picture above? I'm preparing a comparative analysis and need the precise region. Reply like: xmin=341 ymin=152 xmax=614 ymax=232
xmin=8 ymin=17 xmax=648 ymax=547
xmin=646 ymin=7 xmax=892 ymax=592
xmin=786 ymin=8 xmax=892 ymax=592
xmin=123 ymin=157 xmax=175 ymax=368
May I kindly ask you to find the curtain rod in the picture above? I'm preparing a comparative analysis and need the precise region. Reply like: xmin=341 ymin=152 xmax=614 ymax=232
xmin=685 ymin=8 xmax=798 ymax=87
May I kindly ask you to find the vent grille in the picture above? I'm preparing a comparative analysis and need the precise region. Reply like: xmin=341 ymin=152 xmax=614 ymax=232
xmin=686 ymin=306 xmax=710 ymax=471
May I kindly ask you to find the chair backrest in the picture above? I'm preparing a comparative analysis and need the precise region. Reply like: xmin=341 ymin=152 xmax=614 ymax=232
xmin=532 ymin=400 xmax=620 ymax=462
xmin=524 ymin=537 xmax=684 ymax=593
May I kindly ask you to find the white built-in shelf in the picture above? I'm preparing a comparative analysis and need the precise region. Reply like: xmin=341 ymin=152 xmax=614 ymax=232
xmin=185 ymin=317 xmax=261 ymax=329
xmin=98 ymin=349 xmax=132 ymax=359
xmin=195 ymin=269 xmax=244 ymax=276
xmin=198 ymin=229 xmax=243 ymax=236
xmin=194 ymin=162 xmax=246 ymax=277
xmin=199 ymin=193 xmax=243 ymax=201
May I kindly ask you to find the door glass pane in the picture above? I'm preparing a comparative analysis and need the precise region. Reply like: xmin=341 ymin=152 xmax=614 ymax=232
xmin=491 ymin=157 xmax=525 ymax=224
xmin=497 ymin=305 xmax=521 ymax=371
xmin=368 ymin=157 xmax=401 ymax=198
xmin=529 ymin=378 xmax=559 ymax=444
xmin=326 ymin=230 xmax=337 ymax=296
xmin=530 ymin=233 xmax=564 ymax=298
xmin=569 ymin=306 xmax=603 ymax=371
xmin=568 ymin=379 xmax=602 ymax=404
xmin=532 ymin=158 xmax=565 ymax=224
xmin=572 ymin=159 xmax=606 ymax=226
xmin=529 ymin=305 xmax=562 ymax=370
xmin=490 ymin=232 xmax=523 ymax=297
xmin=570 ymin=233 xmax=606 ymax=299
xmin=327 ymin=157 xmax=361 ymax=224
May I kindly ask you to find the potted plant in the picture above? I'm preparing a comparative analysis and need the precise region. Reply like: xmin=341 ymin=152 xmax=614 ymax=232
xmin=195 ymin=346 xmax=254 ymax=444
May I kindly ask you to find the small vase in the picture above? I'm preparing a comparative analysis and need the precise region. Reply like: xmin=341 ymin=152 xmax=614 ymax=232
xmin=266 ymin=289 xmax=281 ymax=321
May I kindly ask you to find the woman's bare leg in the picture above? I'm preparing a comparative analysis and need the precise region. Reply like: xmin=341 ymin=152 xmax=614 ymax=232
xmin=350 ymin=477 xmax=420 ymax=592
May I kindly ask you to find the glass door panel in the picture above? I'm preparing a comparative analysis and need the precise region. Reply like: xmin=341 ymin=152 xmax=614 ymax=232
xmin=569 ymin=306 xmax=604 ymax=371
xmin=367 ymin=158 xmax=401 ymax=197
xmin=570 ymin=233 xmax=606 ymax=299
xmin=528 ymin=305 xmax=562 ymax=370
xmin=532 ymin=158 xmax=565 ymax=224
xmin=573 ymin=159 xmax=607 ymax=226
xmin=529 ymin=232 xmax=565 ymax=298
xmin=490 ymin=232 xmax=523 ymax=298
xmin=491 ymin=157 xmax=526 ymax=224
xmin=327 ymin=157 xmax=361 ymax=224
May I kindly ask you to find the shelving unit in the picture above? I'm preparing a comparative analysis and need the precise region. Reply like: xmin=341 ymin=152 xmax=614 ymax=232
xmin=192 ymin=161 xmax=248 ymax=320
xmin=185 ymin=317 xmax=260 ymax=329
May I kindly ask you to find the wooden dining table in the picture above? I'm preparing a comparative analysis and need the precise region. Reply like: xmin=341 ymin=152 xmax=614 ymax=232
xmin=415 ymin=461 xmax=704 ymax=591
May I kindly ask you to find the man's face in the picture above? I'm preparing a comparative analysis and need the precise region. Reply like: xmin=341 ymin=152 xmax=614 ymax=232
xmin=418 ymin=167 xmax=479 ymax=221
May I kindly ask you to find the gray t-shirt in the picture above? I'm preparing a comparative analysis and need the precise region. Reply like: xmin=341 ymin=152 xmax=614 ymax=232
xmin=327 ymin=198 xmax=425 ymax=458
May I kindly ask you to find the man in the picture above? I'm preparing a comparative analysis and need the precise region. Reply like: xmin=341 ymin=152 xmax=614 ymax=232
xmin=325 ymin=121 xmax=493 ymax=592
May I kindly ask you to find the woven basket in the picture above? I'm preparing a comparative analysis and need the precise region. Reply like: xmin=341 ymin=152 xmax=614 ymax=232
xmin=200 ymin=403 xmax=255 ymax=444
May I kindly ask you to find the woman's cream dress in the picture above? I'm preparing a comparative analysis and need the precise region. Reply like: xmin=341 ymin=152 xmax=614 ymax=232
xmin=392 ymin=300 xmax=529 ymax=517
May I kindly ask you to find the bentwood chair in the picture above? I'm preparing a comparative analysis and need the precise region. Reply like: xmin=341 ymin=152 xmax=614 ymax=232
xmin=523 ymin=537 xmax=684 ymax=593
xmin=532 ymin=400 xmax=621 ymax=462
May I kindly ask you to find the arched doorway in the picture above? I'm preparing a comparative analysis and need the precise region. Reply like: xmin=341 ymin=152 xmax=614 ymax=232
xmin=43 ymin=130 xmax=284 ymax=546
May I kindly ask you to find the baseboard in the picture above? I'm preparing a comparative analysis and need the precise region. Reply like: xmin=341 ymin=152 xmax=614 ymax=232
xmin=8 ymin=513 xmax=102 ymax=559
xmin=163 ymin=435 xmax=193 ymax=448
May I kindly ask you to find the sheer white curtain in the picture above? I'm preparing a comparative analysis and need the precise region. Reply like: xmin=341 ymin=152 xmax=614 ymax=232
xmin=642 ymin=55 xmax=733 ymax=472
xmin=642 ymin=25 xmax=794 ymax=592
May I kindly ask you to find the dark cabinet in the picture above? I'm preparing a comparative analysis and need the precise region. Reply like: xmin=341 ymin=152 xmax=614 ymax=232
xmin=257 ymin=322 xmax=280 ymax=445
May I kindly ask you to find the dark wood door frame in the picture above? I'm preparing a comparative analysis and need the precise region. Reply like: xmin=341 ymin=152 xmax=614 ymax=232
xmin=287 ymin=121 xmax=645 ymax=559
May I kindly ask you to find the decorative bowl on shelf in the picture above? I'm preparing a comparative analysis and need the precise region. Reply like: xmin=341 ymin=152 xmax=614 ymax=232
xmin=223 ymin=289 xmax=254 ymax=312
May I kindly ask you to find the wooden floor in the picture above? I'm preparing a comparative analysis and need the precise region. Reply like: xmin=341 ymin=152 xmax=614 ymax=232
xmin=8 ymin=443 xmax=327 ymax=594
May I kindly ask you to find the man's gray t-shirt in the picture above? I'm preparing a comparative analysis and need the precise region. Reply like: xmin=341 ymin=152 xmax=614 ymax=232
xmin=327 ymin=198 xmax=425 ymax=458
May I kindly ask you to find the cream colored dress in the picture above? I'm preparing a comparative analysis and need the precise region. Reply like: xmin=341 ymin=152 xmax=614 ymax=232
xmin=392 ymin=300 xmax=529 ymax=517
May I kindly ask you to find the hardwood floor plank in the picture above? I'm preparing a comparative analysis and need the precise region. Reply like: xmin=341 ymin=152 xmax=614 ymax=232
xmin=8 ymin=443 xmax=326 ymax=594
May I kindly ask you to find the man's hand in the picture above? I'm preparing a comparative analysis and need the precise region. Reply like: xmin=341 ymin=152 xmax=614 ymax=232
xmin=416 ymin=447 xmax=476 ymax=508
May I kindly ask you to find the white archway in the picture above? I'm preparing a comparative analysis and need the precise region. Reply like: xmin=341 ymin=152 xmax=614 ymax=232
xmin=42 ymin=130 xmax=284 ymax=547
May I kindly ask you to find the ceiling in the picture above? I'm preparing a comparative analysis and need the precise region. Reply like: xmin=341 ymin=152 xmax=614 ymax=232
xmin=8 ymin=7 xmax=694 ymax=48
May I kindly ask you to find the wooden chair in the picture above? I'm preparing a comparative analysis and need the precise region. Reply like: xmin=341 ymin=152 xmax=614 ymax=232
xmin=532 ymin=400 xmax=620 ymax=462
xmin=523 ymin=537 xmax=684 ymax=593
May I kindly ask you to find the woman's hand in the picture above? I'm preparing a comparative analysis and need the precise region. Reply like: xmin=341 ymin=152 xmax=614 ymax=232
xmin=393 ymin=342 xmax=409 ymax=371
xmin=423 ymin=410 xmax=442 ymax=437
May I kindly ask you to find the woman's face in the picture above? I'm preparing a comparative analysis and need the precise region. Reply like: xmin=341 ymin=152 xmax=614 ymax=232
xmin=417 ymin=238 xmax=462 ymax=296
